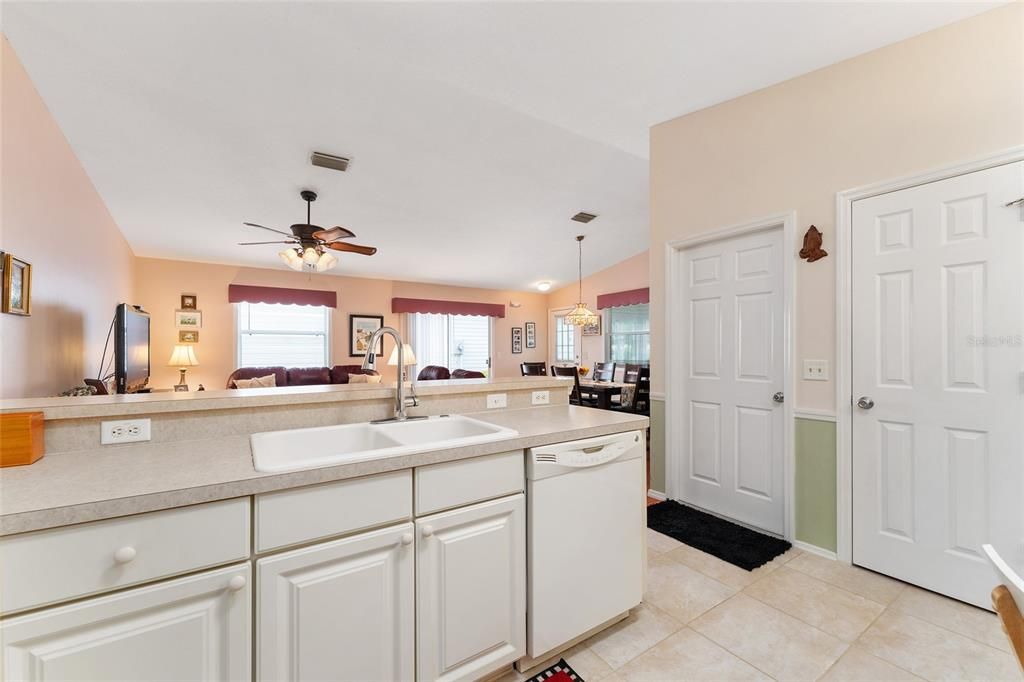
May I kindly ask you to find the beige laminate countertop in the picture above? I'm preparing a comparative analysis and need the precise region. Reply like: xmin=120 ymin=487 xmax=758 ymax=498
xmin=0 ymin=405 xmax=648 ymax=536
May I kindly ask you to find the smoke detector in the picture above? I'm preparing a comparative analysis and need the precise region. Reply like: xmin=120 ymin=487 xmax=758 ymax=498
xmin=571 ymin=212 xmax=597 ymax=223
xmin=311 ymin=151 xmax=351 ymax=172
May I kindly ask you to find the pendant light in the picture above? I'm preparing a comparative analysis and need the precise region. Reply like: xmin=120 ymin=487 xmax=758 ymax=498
xmin=564 ymin=235 xmax=599 ymax=327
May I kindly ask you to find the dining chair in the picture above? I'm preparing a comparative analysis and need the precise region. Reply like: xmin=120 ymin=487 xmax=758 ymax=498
xmin=983 ymin=544 xmax=1024 ymax=671
xmin=520 ymin=362 xmax=547 ymax=377
xmin=593 ymin=362 xmax=615 ymax=382
xmin=416 ymin=365 xmax=450 ymax=381
xmin=611 ymin=366 xmax=650 ymax=414
xmin=550 ymin=365 xmax=585 ymax=406
xmin=623 ymin=364 xmax=641 ymax=383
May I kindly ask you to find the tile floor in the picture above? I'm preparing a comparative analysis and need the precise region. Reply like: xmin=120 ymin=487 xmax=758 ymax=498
xmin=502 ymin=529 xmax=1021 ymax=682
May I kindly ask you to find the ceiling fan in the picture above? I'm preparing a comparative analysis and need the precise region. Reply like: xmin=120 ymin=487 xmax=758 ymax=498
xmin=240 ymin=190 xmax=377 ymax=273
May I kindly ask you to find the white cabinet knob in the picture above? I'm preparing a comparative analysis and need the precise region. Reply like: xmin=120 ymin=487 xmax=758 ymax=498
xmin=421 ymin=525 xmax=434 ymax=538
xmin=228 ymin=575 xmax=247 ymax=592
xmin=113 ymin=546 xmax=137 ymax=564
xmin=400 ymin=532 xmax=414 ymax=546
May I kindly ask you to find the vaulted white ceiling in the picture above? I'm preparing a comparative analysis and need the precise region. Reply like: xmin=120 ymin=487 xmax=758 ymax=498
xmin=2 ymin=2 xmax=998 ymax=290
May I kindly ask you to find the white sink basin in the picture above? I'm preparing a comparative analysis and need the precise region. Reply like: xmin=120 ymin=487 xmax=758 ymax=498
xmin=251 ymin=414 xmax=519 ymax=473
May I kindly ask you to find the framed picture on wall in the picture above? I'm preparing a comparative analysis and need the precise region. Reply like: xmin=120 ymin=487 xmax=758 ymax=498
xmin=511 ymin=327 xmax=523 ymax=354
xmin=180 ymin=294 xmax=198 ymax=310
xmin=175 ymin=310 xmax=202 ymax=329
xmin=581 ymin=316 xmax=601 ymax=336
xmin=1 ymin=253 xmax=32 ymax=316
xmin=350 ymin=314 xmax=384 ymax=356
xmin=179 ymin=330 xmax=199 ymax=343
xmin=525 ymin=321 xmax=536 ymax=348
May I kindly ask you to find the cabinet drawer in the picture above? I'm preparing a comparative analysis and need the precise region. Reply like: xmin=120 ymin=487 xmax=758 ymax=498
xmin=255 ymin=470 xmax=411 ymax=552
xmin=0 ymin=498 xmax=250 ymax=614
xmin=415 ymin=450 xmax=524 ymax=516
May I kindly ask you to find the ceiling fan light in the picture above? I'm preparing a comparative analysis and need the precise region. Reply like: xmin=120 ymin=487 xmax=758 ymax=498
xmin=302 ymin=247 xmax=320 ymax=266
xmin=279 ymin=250 xmax=296 ymax=266
xmin=315 ymin=251 xmax=338 ymax=272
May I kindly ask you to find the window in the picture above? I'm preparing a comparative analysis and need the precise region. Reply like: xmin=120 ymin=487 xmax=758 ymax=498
xmin=554 ymin=315 xmax=576 ymax=363
xmin=237 ymin=302 xmax=330 ymax=367
xmin=606 ymin=303 xmax=649 ymax=365
xmin=408 ymin=313 xmax=491 ymax=375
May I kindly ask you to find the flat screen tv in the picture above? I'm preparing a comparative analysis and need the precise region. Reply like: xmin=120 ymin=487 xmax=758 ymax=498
xmin=115 ymin=304 xmax=151 ymax=394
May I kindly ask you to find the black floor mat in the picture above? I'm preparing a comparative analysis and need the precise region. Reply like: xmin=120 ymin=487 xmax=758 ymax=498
xmin=647 ymin=500 xmax=791 ymax=571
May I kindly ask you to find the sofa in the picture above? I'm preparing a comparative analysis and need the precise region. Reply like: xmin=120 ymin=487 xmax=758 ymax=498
xmin=226 ymin=365 xmax=378 ymax=389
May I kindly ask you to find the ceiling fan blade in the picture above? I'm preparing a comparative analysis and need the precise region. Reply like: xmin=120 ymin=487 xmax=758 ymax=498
xmin=328 ymin=241 xmax=377 ymax=256
xmin=313 ymin=226 xmax=356 ymax=241
xmin=243 ymin=222 xmax=293 ymax=237
xmin=237 ymin=241 xmax=298 ymax=246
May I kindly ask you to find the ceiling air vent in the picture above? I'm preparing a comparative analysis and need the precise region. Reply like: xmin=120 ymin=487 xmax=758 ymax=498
xmin=571 ymin=212 xmax=597 ymax=223
xmin=311 ymin=152 xmax=351 ymax=172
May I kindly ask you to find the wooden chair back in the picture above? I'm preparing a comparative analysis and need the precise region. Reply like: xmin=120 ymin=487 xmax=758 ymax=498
xmin=593 ymin=362 xmax=615 ymax=382
xmin=623 ymin=364 xmax=642 ymax=383
xmin=520 ymin=362 xmax=547 ymax=376
xmin=550 ymin=365 xmax=583 ymax=405
xmin=983 ymin=544 xmax=1024 ymax=672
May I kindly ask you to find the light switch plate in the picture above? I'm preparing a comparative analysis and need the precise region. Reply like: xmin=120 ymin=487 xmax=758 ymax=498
xmin=486 ymin=393 xmax=507 ymax=409
xmin=531 ymin=390 xmax=550 ymax=406
xmin=803 ymin=359 xmax=829 ymax=381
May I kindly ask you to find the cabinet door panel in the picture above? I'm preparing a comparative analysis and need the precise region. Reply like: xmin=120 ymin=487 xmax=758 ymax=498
xmin=258 ymin=523 xmax=414 ymax=682
xmin=1 ymin=564 xmax=251 ymax=682
xmin=417 ymin=494 xmax=525 ymax=682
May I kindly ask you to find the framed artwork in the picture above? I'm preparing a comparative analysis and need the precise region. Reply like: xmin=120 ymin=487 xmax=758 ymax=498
xmin=175 ymin=310 xmax=202 ymax=329
xmin=178 ymin=330 xmax=199 ymax=343
xmin=1 ymin=253 xmax=32 ymax=316
xmin=581 ymin=316 xmax=602 ymax=336
xmin=525 ymin=321 xmax=536 ymax=349
xmin=180 ymin=294 xmax=198 ymax=310
xmin=350 ymin=314 xmax=384 ymax=356
xmin=511 ymin=326 xmax=523 ymax=354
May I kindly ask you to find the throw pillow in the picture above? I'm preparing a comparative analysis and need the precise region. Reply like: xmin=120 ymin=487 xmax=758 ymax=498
xmin=348 ymin=373 xmax=382 ymax=384
xmin=233 ymin=374 xmax=277 ymax=389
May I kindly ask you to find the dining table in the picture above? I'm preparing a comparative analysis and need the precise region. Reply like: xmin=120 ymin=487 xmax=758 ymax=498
xmin=577 ymin=379 xmax=635 ymax=410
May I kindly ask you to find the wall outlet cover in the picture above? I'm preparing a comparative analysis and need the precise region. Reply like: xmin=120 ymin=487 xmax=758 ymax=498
xmin=101 ymin=418 xmax=152 ymax=445
xmin=486 ymin=393 xmax=508 ymax=409
xmin=802 ymin=360 xmax=830 ymax=381
xmin=531 ymin=390 xmax=550 ymax=405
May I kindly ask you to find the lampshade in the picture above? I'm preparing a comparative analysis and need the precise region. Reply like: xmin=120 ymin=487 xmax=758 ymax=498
xmin=315 ymin=251 xmax=338 ymax=272
xmin=387 ymin=343 xmax=417 ymax=366
xmin=565 ymin=302 xmax=599 ymax=327
xmin=167 ymin=344 xmax=199 ymax=367
xmin=279 ymin=248 xmax=304 ymax=271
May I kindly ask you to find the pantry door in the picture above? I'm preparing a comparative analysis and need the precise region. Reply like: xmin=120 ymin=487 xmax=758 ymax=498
xmin=677 ymin=226 xmax=787 ymax=535
xmin=851 ymin=160 xmax=1023 ymax=607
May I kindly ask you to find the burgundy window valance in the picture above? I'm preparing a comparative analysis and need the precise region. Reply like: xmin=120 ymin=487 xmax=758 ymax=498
xmin=596 ymin=287 xmax=650 ymax=310
xmin=392 ymin=297 xmax=505 ymax=318
xmin=228 ymin=284 xmax=337 ymax=308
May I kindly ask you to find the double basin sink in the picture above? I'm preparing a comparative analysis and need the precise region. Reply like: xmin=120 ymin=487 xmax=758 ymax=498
xmin=251 ymin=414 xmax=519 ymax=472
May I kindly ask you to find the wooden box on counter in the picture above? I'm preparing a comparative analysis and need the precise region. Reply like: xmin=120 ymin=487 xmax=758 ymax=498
xmin=0 ymin=412 xmax=44 ymax=467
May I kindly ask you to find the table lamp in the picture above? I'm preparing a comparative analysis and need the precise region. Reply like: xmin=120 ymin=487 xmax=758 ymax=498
xmin=168 ymin=344 xmax=199 ymax=391
xmin=387 ymin=343 xmax=417 ymax=382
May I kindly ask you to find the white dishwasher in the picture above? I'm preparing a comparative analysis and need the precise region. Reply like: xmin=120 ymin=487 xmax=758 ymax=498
xmin=526 ymin=430 xmax=645 ymax=658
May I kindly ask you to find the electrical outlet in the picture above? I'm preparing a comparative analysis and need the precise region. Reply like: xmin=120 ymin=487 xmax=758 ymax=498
xmin=532 ymin=390 xmax=550 ymax=405
xmin=101 ymin=418 xmax=151 ymax=445
xmin=486 ymin=393 xmax=507 ymax=409
xmin=803 ymin=360 xmax=829 ymax=381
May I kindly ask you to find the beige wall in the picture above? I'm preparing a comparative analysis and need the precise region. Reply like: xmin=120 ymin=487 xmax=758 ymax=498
xmin=135 ymin=257 xmax=549 ymax=389
xmin=548 ymin=250 xmax=649 ymax=367
xmin=650 ymin=5 xmax=1024 ymax=409
xmin=0 ymin=37 xmax=136 ymax=398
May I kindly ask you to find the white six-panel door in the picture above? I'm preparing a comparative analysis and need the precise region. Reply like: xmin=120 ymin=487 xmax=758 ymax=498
xmin=852 ymin=161 xmax=1023 ymax=607
xmin=678 ymin=228 xmax=786 ymax=534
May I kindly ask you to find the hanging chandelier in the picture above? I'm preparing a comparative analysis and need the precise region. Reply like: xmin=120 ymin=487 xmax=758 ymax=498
xmin=564 ymin=234 xmax=600 ymax=327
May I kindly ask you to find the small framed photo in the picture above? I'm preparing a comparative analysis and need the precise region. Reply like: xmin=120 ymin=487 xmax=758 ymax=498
xmin=180 ymin=294 xmax=198 ymax=310
xmin=350 ymin=314 xmax=384 ymax=356
xmin=173 ymin=384 xmax=190 ymax=392
xmin=179 ymin=330 xmax=199 ymax=343
xmin=1 ymin=253 xmax=32 ymax=316
xmin=511 ymin=327 xmax=523 ymax=354
xmin=175 ymin=310 xmax=202 ymax=329
xmin=582 ymin=316 xmax=602 ymax=336
xmin=525 ymin=321 xmax=536 ymax=349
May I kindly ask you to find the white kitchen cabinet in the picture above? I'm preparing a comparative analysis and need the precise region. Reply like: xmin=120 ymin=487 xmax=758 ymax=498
xmin=257 ymin=522 xmax=415 ymax=682
xmin=417 ymin=494 xmax=525 ymax=682
xmin=1 ymin=563 xmax=251 ymax=682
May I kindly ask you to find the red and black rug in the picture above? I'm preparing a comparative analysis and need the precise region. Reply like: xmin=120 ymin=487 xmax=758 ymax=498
xmin=526 ymin=658 xmax=584 ymax=682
